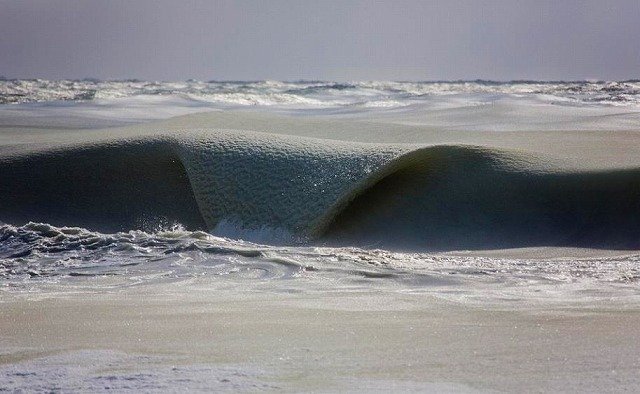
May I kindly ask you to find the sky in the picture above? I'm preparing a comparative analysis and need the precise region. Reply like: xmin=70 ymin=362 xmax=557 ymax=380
xmin=0 ymin=0 xmax=639 ymax=81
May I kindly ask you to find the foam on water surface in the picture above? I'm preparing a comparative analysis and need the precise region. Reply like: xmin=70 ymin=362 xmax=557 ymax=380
xmin=3 ymin=79 xmax=640 ymax=130
xmin=2 ymin=222 xmax=639 ymax=305
xmin=3 ymin=79 xmax=640 ymax=107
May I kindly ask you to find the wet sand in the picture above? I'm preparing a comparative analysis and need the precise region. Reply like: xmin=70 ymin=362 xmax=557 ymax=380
xmin=2 ymin=285 xmax=640 ymax=392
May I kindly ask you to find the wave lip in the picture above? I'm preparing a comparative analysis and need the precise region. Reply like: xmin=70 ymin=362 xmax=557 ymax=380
xmin=174 ymin=129 xmax=408 ymax=238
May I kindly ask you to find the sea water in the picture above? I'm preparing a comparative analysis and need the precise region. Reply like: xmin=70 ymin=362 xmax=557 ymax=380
xmin=1 ymin=79 xmax=640 ymax=305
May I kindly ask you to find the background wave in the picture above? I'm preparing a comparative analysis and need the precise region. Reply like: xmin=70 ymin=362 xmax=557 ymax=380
xmin=2 ymin=79 xmax=640 ymax=108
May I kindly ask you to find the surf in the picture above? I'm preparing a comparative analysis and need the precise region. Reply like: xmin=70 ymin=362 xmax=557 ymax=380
xmin=2 ymin=119 xmax=639 ymax=251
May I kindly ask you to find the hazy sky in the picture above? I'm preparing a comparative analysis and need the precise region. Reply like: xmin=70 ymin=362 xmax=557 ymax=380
xmin=1 ymin=0 xmax=639 ymax=81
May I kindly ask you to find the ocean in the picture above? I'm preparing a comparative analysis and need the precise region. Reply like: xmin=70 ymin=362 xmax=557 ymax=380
xmin=1 ymin=80 xmax=640 ymax=391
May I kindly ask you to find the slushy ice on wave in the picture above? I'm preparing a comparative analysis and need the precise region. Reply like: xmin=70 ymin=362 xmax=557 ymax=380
xmin=2 ymin=123 xmax=639 ymax=250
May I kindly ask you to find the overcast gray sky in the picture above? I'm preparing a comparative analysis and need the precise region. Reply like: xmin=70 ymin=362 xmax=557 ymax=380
xmin=1 ymin=0 xmax=639 ymax=81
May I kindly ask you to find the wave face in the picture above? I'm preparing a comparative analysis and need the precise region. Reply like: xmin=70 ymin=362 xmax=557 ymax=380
xmin=2 ymin=128 xmax=639 ymax=251
xmin=2 ymin=79 xmax=640 ymax=108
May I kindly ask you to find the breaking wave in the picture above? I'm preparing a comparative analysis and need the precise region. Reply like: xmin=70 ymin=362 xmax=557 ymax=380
xmin=1 ymin=129 xmax=639 ymax=251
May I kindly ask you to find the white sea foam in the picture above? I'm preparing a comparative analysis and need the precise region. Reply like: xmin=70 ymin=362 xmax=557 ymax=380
xmin=1 ymin=222 xmax=639 ymax=305
xmin=3 ymin=79 xmax=640 ymax=132
xmin=2 ymin=79 xmax=640 ymax=108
